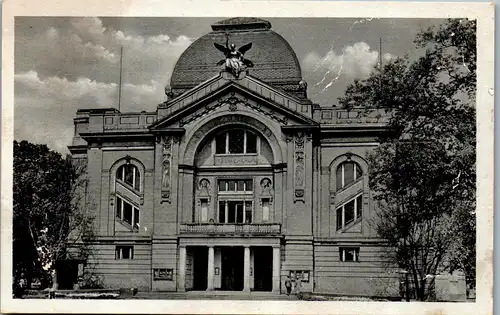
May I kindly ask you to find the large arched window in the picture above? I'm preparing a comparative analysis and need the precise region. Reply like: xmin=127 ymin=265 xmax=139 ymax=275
xmin=336 ymin=161 xmax=362 ymax=190
xmin=114 ymin=161 xmax=142 ymax=231
xmin=117 ymin=164 xmax=141 ymax=192
xmin=215 ymin=129 xmax=257 ymax=154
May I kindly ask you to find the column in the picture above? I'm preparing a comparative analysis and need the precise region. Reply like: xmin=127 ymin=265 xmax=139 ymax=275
xmin=178 ymin=246 xmax=186 ymax=292
xmin=272 ymin=246 xmax=281 ymax=293
xmin=207 ymin=246 xmax=215 ymax=291
xmin=243 ymin=246 xmax=251 ymax=292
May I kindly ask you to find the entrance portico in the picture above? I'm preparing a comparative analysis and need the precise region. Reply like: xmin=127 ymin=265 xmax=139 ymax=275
xmin=178 ymin=239 xmax=281 ymax=293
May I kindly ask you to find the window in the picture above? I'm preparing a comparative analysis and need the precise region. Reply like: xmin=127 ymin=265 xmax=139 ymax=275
xmin=336 ymin=162 xmax=362 ymax=190
xmin=117 ymin=164 xmax=140 ymax=191
xmin=218 ymin=179 xmax=253 ymax=192
xmin=116 ymin=196 xmax=140 ymax=228
xmin=218 ymin=201 xmax=252 ymax=223
xmin=339 ymin=247 xmax=360 ymax=262
xmin=153 ymin=268 xmax=173 ymax=281
xmin=200 ymin=199 xmax=208 ymax=222
xmin=215 ymin=130 xmax=258 ymax=154
xmin=262 ymin=199 xmax=270 ymax=221
xmin=115 ymin=246 xmax=134 ymax=259
xmin=336 ymin=194 xmax=363 ymax=230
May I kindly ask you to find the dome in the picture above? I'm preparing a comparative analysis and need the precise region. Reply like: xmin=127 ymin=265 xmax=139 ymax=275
xmin=169 ymin=18 xmax=305 ymax=98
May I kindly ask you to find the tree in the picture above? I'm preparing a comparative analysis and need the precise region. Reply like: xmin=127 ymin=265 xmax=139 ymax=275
xmin=338 ymin=19 xmax=476 ymax=300
xmin=13 ymin=140 xmax=95 ymax=292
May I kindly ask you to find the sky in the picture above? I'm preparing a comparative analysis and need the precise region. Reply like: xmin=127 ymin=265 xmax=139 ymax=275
xmin=14 ymin=17 xmax=445 ymax=153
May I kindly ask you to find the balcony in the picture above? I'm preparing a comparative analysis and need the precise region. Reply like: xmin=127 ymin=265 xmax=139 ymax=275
xmin=180 ymin=223 xmax=281 ymax=236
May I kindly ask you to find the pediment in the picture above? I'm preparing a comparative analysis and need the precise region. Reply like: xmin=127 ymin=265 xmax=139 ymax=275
xmin=149 ymin=74 xmax=318 ymax=131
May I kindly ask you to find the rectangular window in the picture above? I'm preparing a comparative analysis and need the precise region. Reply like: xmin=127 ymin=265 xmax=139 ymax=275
xmin=336 ymin=193 xmax=363 ymax=230
xmin=200 ymin=199 xmax=208 ymax=222
xmin=228 ymin=130 xmax=244 ymax=154
xmin=218 ymin=179 xmax=253 ymax=192
xmin=356 ymin=195 xmax=363 ymax=219
xmin=344 ymin=200 xmax=355 ymax=226
xmin=116 ymin=196 xmax=139 ymax=227
xmin=245 ymin=201 xmax=253 ymax=223
xmin=245 ymin=179 xmax=253 ymax=191
xmin=237 ymin=180 xmax=245 ymax=191
xmin=134 ymin=208 xmax=140 ymax=226
xmin=116 ymin=198 xmax=122 ymax=219
xmin=215 ymin=133 xmax=227 ymax=154
xmin=336 ymin=207 xmax=343 ymax=230
xmin=219 ymin=201 xmax=225 ymax=223
xmin=262 ymin=199 xmax=270 ymax=222
xmin=236 ymin=203 xmax=244 ymax=223
xmin=115 ymin=246 xmax=134 ymax=260
xmin=123 ymin=202 xmax=133 ymax=225
xmin=344 ymin=163 xmax=354 ymax=186
xmin=339 ymin=247 xmax=360 ymax=262
xmin=246 ymin=132 xmax=257 ymax=153
xmin=218 ymin=201 xmax=252 ymax=223
xmin=227 ymin=201 xmax=236 ymax=223
xmin=218 ymin=180 xmax=227 ymax=191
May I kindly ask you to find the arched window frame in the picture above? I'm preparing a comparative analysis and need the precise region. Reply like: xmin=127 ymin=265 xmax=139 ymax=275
xmin=109 ymin=157 xmax=145 ymax=230
xmin=329 ymin=153 xmax=368 ymax=193
xmin=214 ymin=128 xmax=259 ymax=155
xmin=116 ymin=164 xmax=141 ymax=192
xmin=336 ymin=161 xmax=363 ymax=191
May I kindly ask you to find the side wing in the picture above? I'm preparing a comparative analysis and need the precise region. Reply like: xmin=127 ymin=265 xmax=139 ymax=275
xmin=214 ymin=43 xmax=229 ymax=55
xmin=238 ymin=42 xmax=253 ymax=55
xmin=242 ymin=58 xmax=254 ymax=68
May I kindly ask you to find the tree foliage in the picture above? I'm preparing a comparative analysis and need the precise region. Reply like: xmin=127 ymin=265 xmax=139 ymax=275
xmin=338 ymin=19 xmax=476 ymax=300
xmin=13 ymin=140 xmax=95 ymax=290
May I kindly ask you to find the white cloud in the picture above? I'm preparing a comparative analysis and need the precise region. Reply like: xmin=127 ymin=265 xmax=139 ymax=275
xmin=15 ymin=17 xmax=194 ymax=153
xmin=303 ymin=42 xmax=395 ymax=80
xmin=71 ymin=17 xmax=107 ymax=37
xmin=14 ymin=71 xmax=160 ymax=152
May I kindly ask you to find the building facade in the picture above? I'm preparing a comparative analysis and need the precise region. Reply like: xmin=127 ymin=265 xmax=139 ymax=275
xmin=69 ymin=18 xmax=401 ymax=297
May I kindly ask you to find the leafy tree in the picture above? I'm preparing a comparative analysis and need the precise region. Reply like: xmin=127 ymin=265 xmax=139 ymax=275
xmin=338 ymin=19 xmax=476 ymax=300
xmin=13 ymin=140 xmax=95 ymax=291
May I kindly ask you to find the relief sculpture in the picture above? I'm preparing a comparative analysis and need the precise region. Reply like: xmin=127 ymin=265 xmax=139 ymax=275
xmin=294 ymin=132 xmax=305 ymax=202
xmin=161 ymin=136 xmax=172 ymax=202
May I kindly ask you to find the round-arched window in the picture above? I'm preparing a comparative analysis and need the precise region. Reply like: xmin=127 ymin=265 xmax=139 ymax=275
xmin=117 ymin=164 xmax=141 ymax=192
xmin=215 ymin=129 xmax=257 ymax=154
xmin=336 ymin=161 xmax=362 ymax=190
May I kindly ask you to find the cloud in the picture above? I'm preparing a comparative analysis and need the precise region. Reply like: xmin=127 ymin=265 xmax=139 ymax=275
xmin=15 ymin=17 xmax=194 ymax=153
xmin=14 ymin=71 xmax=160 ymax=153
xmin=303 ymin=42 xmax=395 ymax=80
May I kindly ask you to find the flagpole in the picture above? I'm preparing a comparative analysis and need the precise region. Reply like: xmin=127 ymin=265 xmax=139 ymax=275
xmin=118 ymin=46 xmax=123 ymax=112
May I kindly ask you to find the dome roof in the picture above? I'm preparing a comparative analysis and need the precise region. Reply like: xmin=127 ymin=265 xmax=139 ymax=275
xmin=169 ymin=18 xmax=304 ymax=98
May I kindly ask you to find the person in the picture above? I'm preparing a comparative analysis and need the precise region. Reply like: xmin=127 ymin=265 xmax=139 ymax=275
xmin=284 ymin=276 xmax=292 ymax=296
xmin=295 ymin=277 xmax=302 ymax=296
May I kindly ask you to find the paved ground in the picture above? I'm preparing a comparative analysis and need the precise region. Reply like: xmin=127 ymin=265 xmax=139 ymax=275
xmin=125 ymin=291 xmax=299 ymax=300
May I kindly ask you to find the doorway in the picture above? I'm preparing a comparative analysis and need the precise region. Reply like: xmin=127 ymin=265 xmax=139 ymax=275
xmin=55 ymin=260 xmax=80 ymax=290
xmin=192 ymin=247 xmax=208 ymax=290
xmin=253 ymin=247 xmax=273 ymax=291
xmin=221 ymin=247 xmax=244 ymax=291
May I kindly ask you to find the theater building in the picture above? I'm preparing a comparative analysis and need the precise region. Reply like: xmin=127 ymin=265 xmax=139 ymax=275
xmin=69 ymin=17 xmax=401 ymax=297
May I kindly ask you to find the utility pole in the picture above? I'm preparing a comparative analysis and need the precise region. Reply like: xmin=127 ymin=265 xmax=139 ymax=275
xmin=379 ymin=37 xmax=383 ymax=93
xmin=118 ymin=46 xmax=123 ymax=112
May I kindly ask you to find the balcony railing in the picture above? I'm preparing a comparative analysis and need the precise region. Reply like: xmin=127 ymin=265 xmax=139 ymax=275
xmin=180 ymin=223 xmax=281 ymax=235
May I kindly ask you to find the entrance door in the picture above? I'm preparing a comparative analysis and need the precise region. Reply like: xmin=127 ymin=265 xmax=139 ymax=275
xmin=192 ymin=247 xmax=208 ymax=290
xmin=221 ymin=247 xmax=244 ymax=291
xmin=253 ymin=247 xmax=273 ymax=291
xmin=56 ymin=260 xmax=79 ymax=290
